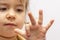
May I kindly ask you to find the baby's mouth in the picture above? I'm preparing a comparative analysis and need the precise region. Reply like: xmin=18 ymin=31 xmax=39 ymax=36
xmin=4 ymin=23 xmax=17 ymax=27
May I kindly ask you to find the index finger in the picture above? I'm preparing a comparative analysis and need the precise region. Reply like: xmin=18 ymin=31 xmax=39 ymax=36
xmin=28 ymin=12 xmax=36 ymax=25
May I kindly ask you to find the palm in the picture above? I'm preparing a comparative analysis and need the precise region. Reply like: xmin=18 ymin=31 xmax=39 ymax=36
xmin=26 ymin=25 xmax=46 ymax=40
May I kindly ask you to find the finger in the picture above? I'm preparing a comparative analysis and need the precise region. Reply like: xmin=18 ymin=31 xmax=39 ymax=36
xmin=45 ymin=19 xmax=54 ymax=31
xmin=25 ymin=24 xmax=31 ymax=37
xmin=38 ymin=10 xmax=43 ymax=25
xmin=28 ymin=12 xmax=36 ymax=25
xmin=14 ymin=28 xmax=26 ymax=38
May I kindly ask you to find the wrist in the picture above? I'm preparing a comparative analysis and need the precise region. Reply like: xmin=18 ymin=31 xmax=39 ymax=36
xmin=26 ymin=37 xmax=45 ymax=40
xmin=37 ymin=37 xmax=45 ymax=40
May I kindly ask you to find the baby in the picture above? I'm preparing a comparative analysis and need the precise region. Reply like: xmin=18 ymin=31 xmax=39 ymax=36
xmin=0 ymin=0 xmax=54 ymax=40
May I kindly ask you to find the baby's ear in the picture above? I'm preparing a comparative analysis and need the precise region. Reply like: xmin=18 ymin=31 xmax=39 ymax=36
xmin=24 ymin=21 xmax=29 ymax=24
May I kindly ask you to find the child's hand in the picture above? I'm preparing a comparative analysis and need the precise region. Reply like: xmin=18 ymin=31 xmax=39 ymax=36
xmin=15 ymin=10 xmax=54 ymax=40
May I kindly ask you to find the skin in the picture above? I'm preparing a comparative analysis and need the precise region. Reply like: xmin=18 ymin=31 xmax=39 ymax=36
xmin=15 ymin=10 xmax=54 ymax=40
xmin=0 ymin=0 xmax=54 ymax=40
xmin=0 ymin=0 xmax=26 ymax=40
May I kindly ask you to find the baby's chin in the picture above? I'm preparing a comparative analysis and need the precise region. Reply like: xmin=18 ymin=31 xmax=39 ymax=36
xmin=0 ymin=28 xmax=17 ymax=37
xmin=0 ymin=30 xmax=17 ymax=38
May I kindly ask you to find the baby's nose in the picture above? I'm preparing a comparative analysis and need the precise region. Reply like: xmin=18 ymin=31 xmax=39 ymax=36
xmin=6 ymin=9 xmax=16 ymax=21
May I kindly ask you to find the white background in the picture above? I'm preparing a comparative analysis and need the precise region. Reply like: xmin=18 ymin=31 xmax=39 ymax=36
xmin=26 ymin=0 xmax=60 ymax=40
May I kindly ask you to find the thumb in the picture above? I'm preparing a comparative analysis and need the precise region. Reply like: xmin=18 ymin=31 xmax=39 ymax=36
xmin=14 ymin=28 xmax=27 ymax=38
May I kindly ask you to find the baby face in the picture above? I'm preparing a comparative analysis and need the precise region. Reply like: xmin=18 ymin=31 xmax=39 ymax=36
xmin=0 ymin=0 xmax=26 ymax=37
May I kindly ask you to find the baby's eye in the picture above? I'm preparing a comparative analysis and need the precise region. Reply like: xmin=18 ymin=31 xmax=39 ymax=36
xmin=16 ymin=8 xmax=23 ymax=12
xmin=0 ymin=7 xmax=7 ymax=11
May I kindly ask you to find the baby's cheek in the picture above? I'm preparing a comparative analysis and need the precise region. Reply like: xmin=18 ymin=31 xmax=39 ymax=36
xmin=17 ymin=20 xmax=24 ymax=29
xmin=16 ymin=15 xmax=25 ymax=29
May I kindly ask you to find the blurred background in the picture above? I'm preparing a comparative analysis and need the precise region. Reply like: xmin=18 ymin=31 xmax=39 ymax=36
xmin=26 ymin=0 xmax=60 ymax=40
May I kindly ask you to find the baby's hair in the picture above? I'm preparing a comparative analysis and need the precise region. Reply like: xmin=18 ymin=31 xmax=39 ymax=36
xmin=18 ymin=0 xmax=29 ymax=9
xmin=26 ymin=0 xmax=29 ymax=9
